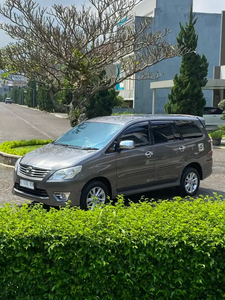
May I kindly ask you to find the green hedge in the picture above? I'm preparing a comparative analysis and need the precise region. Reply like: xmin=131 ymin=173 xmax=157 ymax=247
xmin=0 ymin=139 xmax=52 ymax=156
xmin=1 ymin=197 xmax=225 ymax=299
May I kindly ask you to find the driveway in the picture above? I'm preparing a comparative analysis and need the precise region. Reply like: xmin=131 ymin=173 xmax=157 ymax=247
xmin=0 ymin=103 xmax=70 ymax=143
xmin=0 ymin=148 xmax=224 ymax=206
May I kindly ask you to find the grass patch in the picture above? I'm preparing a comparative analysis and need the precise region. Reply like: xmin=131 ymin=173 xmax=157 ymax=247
xmin=0 ymin=139 xmax=52 ymax=156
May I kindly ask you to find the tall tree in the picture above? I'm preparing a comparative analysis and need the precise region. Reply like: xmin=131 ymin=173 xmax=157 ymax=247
xmin=86 ymin=89 xmax=123 ymax=119
xmin=9 ymin=87 xmax=24 ymax=104
xmin=25 ymin=79 xmax=37 ymax=108
xmin=0 ymin=0 xmax=184 ymax=126
xmin=165 ymin=7 xmax=209 ymax=116
xmin=37 ymin=84 xmax=54 ymax=112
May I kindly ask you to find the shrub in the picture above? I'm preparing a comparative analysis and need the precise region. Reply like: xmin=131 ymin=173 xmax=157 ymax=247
xmin=1 ymin=197 xmax=225 ymax=299
xmin=219 ymin=124 xmax=225 ymax=132
xmin=218 ymin=99 xmax=225 ymax=110
xmin=210 ymin=130 xmax=223 ymax=139
xmin=0 ymin=139 xmax=52 ymax=156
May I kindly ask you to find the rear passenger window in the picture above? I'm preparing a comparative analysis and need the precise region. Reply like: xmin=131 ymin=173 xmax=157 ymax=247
xmin=176 ymin=121 xmax=203 ymax=139
xmin=151 ymin=122 xmax=181 ymax=144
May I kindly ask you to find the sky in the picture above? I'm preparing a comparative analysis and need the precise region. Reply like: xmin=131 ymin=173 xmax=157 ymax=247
xmin=0 ymin=0 xmax=225 ymax=47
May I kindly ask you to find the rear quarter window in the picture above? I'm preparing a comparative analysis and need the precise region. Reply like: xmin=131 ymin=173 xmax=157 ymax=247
xmin=175 ymin=121 xmax=203 ymax=139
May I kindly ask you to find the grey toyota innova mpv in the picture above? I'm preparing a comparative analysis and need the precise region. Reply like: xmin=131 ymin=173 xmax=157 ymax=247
xmin=13 ymin=115 xmax=213 ymax=209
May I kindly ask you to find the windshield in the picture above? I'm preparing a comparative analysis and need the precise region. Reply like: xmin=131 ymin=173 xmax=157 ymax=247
xmin=55 ymin=122 xmax=123 ymax=150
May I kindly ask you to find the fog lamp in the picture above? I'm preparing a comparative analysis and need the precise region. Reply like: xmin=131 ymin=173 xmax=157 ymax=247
xmin=54 ymin=192 xmax=70 ymax=202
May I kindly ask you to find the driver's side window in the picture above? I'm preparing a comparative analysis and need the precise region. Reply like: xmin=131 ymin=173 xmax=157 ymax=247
xmin=120 ymin=122 xmax=150 ymax=148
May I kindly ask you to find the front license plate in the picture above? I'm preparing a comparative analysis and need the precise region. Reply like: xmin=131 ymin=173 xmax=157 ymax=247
xmin=20 ymin=179 xmax=34 ymax=190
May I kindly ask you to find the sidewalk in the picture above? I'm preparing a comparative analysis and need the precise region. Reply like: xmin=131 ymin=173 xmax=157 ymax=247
xmin=50 ymin=113 xmax=68 ymax=119
xmin=16 ymin=104 xmax=69 ymax=119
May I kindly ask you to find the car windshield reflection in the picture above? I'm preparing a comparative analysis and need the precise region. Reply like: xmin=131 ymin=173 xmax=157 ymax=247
xmin=54 ymin=122 xmax=122 ymax=150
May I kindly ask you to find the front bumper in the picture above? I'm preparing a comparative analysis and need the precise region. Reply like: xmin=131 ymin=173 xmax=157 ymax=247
xmin=13 ymin=172 xmax=82 ymax=207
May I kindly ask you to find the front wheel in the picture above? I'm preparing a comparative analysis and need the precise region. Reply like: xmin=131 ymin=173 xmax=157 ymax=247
xmin=178 ymin=167 xmax=200 ymax=196
xmin=80 ymin=180 xmax=109 ymax=210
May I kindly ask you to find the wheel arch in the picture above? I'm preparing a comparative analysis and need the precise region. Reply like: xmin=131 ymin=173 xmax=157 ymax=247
xmin=183 ymin=162 xmax=203 ymax=180
xmin=81 ymin=176 xmax=112 ymax=198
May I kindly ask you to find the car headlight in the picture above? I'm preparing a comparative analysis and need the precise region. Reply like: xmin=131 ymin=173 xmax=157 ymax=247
xmin=47 ymin=166 xmax=82 ymax=181
xmin=15 ymin=157 xmax=21 ymax=172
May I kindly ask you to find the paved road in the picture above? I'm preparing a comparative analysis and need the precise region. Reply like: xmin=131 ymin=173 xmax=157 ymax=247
xmin=0 ymin=103 xmax=71 ymax=205
xmin=0 ymin=103 xmax=71 ymax=143
xmin=0 ymin=148 xmax=225 ymax=206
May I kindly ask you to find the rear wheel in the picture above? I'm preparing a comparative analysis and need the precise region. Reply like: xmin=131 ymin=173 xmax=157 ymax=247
xmin=178 ymin=167 xmax=200 ymax=196
xmin=80 ymin=180 xmax=109 ymax=210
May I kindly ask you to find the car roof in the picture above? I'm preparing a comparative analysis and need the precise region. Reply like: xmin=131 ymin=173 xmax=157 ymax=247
xmin=87 ymin=114 xmax=201 ymax=126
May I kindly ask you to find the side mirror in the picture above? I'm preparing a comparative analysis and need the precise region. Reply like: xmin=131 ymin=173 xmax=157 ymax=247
xmin=119 ymin=140 xmax=135 ymax=150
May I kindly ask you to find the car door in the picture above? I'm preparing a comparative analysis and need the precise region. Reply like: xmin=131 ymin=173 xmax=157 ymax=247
xmin=175 ymin=120 xmax=210 ymax=161
xmin=116 ymin=121 xmax=155 ymax=193
xmin=150 ymin=121 xmax=187 ymax=185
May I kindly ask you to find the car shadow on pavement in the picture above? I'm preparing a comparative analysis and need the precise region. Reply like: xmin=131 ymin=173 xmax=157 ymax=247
xmin=123 ymin=187 xmax=225 ymax=205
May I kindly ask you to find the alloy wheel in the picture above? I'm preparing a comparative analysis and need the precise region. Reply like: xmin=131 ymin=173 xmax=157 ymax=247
xmin=86 ymin=186 xmax=106 ymax=209
xmin=184 ymin=172 xmax=198 ymax=194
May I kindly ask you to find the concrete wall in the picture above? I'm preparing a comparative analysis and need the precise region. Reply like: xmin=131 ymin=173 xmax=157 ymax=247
xmin=134 ymin=0 xmax=222 ymax=113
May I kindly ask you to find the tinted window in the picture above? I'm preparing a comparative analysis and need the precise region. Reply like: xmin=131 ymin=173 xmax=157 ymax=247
xmin=120 ymin=122 xmax=149 ymax=147
xmin=176 ymin=121 xmax=203 ymax=139
xmin=151 ymin=122 xmax=180 ymax=144
xmin=55 ymin=122 xmax=123 ymax=149
xmin=203 ymin=107 xmax=223 ymax=115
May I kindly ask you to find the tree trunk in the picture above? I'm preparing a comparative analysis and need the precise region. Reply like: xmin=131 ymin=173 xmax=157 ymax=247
xmin=69 ymin=92 xmax=88 ymax=127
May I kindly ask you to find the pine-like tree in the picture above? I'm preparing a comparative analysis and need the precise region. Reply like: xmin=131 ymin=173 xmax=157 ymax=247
xmin=165 ymin=6 xmax=209 ymax=116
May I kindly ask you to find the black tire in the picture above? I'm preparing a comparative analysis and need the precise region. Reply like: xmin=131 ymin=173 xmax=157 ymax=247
xmin=178 ymin=167 xmax=200 ymax=197
xmin=80 ymin=180 xmax=109 ymax=210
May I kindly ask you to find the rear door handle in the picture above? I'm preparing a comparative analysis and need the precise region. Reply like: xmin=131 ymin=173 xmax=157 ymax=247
xmin=145 ymin=151 xmax=153 ymax=158
xmin=179 ymin=146 xmax=186 ymax=152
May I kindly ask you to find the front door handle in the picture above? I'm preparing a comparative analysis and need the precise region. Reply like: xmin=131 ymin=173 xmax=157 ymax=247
xmin=145 ymin=151 xmax=153 ymax=158
xmin=179 ymin=146 xmax=186 ymax=152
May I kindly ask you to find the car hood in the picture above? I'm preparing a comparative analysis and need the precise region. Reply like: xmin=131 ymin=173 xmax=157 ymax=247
xmin=20 ymin=143 xmax=97 ymax=170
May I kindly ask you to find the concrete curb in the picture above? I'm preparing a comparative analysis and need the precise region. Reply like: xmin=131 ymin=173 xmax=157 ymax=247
xmin=0 ymin=151 xmax=21 ymax=166
xmin=15 ymin=104 xmax=69 ymax=119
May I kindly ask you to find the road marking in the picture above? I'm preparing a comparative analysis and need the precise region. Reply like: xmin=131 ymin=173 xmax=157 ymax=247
xmin=0 ymin=104 xmax=52 ymax=139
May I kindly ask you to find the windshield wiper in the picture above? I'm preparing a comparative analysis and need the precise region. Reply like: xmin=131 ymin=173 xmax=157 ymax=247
xmin=81 ymin=147 xmax=99 ymax=150
xmin=54 ymin=143 xmax=69 ymax=147
xmin=54 ymin=143 xmax=80 ymax=149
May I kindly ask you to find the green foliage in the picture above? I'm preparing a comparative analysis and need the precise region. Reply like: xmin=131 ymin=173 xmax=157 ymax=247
xmin=1 ymin=197 xmax=225 ymax=299
xmin=56 ymin=89 xmax=73 ymax=106
xmin=0 ymin=94 xmax=5 ymax=102
xmin=210 ymin=130 xmax=223 ymax=139
xmin=25 ymin=79 xmax=37 ymax=107
xmin=165 ymin=7 xmax=209 ymax=116
xmin=218 ymin=99 xmax=225 ymax=110
xmin=218 ymin=99 xmax=225 ymax=120
xmin=86 ymin=89 xmax=123 ymax=119
xmin=37 ymin=84 xmax=54 ymax=112
xmin=9 ymin=87 xmax=24 ymax=104
xmin=0 ymin=139 xmax=52 ymax=155
xmin=219 ymin=124 xmax=225 ymax=132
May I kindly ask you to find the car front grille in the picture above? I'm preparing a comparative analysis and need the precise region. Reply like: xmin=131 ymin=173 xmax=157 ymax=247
xmin=18 ymin=164 xmax=50 ymax=179
xmin=15 ymin=183 xmax=49 ymax=198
